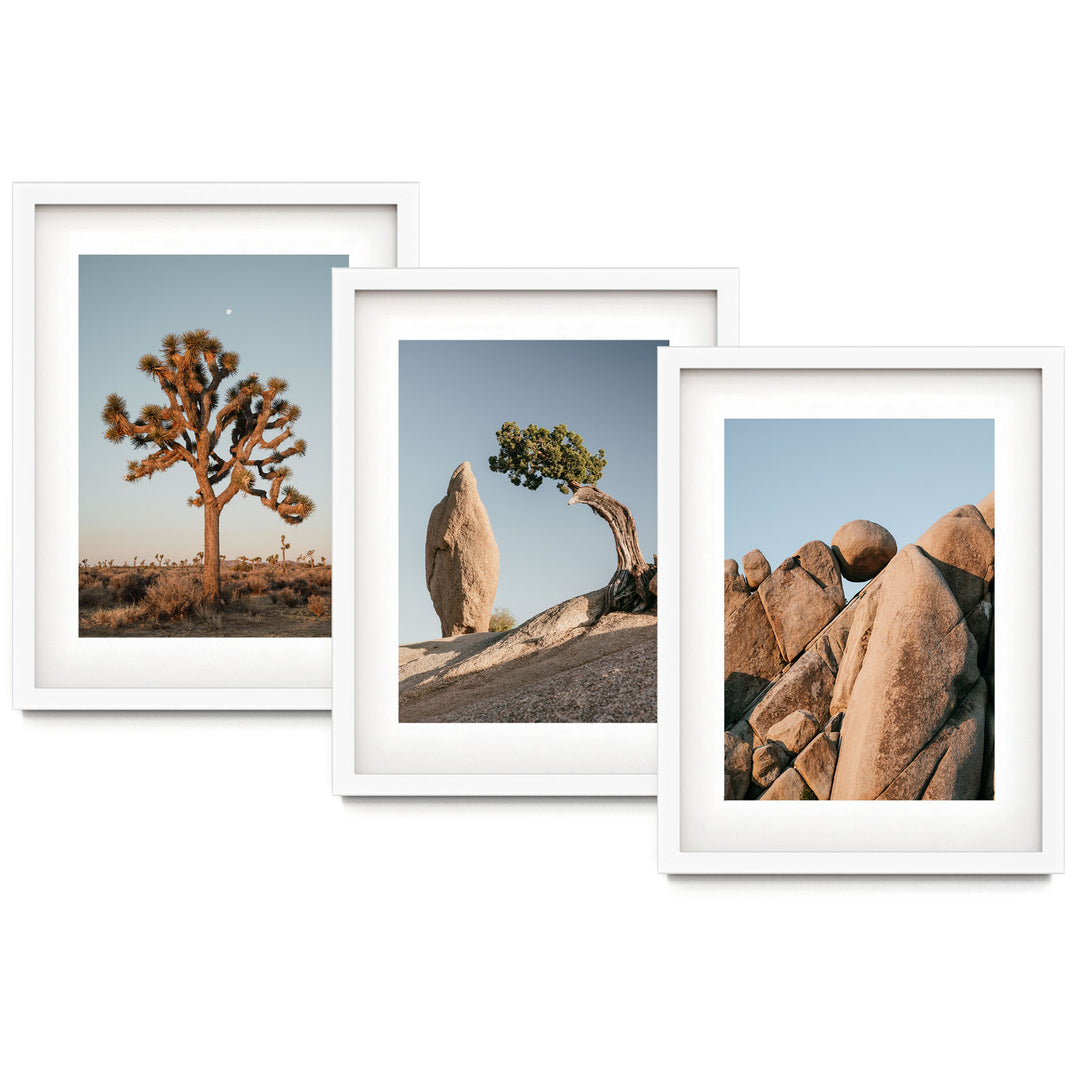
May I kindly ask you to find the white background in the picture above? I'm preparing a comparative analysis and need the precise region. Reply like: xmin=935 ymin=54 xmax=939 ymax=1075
xmin=0 ymin=3 xmax=1075 ymax=1077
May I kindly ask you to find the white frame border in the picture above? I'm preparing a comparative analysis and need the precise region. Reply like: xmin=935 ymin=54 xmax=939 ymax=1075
xmin=13 ymin=182 xmax=419 ymax=711
xmin=332 ymin=268 xmax=739 ymax=796
xmin=657 ymin=346 xmax=1065 ymax=874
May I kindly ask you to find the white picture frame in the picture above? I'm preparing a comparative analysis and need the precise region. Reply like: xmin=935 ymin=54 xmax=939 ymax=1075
xmin=657 ymin=346 xmax=1064 ymax=873
xmin=13 ymin=182 xmax=419 ymax=711
xmin=332 ymin=268 xmax=739 ymax=795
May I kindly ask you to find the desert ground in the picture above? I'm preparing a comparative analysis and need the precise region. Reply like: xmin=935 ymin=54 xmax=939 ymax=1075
xmin=400 ymin=590 xmax=656 ymax=722
xmin=78 ymin=560 xmax=331 ymax=637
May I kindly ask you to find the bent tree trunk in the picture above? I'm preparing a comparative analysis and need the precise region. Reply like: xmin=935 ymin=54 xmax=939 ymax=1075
xmin=566 ymin=481 xmax=656 ymax=613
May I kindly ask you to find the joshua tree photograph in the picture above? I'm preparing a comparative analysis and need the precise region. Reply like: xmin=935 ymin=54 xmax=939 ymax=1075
xmin=79 ymin=255 xmax=340 ymax=637
xmin=723 ymin=418 xmax=995 ymax=801
xmin=398 ymin=339 xmax=662 ymax=723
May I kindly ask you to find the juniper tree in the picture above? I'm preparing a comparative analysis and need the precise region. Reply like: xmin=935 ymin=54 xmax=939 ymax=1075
xmin=488 ymin=421 xmax=655 ymax=613
xmin=101 ymin=330 xmax=315 ymax=604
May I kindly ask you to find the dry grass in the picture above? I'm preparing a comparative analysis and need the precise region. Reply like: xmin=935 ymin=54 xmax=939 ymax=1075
xmin=144 ymin=575 xmax=203 ymax=620
xmin=83 ymin=603 xmax=144 ymax=630
xmin=77 ymin=562 xmax=332 ymax=637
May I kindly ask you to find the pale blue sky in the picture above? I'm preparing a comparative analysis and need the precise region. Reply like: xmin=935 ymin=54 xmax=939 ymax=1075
xmin=399 ymin=340 xmax=663 ymax=643
xmin=79 ymin=254 xmax=345 ymax=564
xmin=725 ymin=418 xmax=994 ymax=600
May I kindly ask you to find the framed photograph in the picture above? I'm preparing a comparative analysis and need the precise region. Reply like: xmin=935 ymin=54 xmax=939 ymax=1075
xmin=13 ymin=182 xmax=419 ymax=710
xmin=332 ymin=268 xmax=739 ymax=795
xmin=658 ymin=347 xmax=1064 ymax=873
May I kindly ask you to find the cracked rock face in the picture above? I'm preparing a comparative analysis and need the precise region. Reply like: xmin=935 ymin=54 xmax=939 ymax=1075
xmin=425 ymin=462 xmax=499 ymax=637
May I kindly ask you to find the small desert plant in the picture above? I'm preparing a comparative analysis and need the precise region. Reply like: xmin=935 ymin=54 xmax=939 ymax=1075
xmin=143 ymin=575 xmax=202 ymax=620
xmin=488 ymin=607 xmax=517 ymax=632
xmin=78 ymin=582 xmax=111 ymax=608
xmin=279 ymin=588 xmax=301 ymax=608
xmin=112 ymin=569 xmax=154 ymax=604
xmin=192 ymin=603 xmax=224 ymax=631
xmin=307 ymin=594 xmax=330 ymax=617
xmin=84 ymin=604 xmax=143 ymax=630
xmin=245 ymin=571 xmax=270 ymax=596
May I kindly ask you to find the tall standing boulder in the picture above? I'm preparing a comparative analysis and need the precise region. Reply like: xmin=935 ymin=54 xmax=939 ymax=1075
xmin=830 ymin=545 xmax=980 ymax=800
xmin=425 ymin=462 xmax=500 ymax=637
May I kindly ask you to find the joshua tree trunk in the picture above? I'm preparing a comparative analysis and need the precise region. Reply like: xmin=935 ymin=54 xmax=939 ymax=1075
xmin=566 ymin=481 xmax=656 ymax=613
xmin=202 ymin=498 xmax=221 ymax=604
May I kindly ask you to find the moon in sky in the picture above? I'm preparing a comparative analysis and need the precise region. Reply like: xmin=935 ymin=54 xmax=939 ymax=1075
xmin=225 ymin=308 xmax=232 ymax=315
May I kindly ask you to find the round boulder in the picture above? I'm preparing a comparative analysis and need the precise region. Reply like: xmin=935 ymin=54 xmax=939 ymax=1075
xmin=724 ymin=558 xmax=740 ymax=577
xmin=831 ymin=519 xmax=897 ymax=582
xmin=742 ymin=548 xmax=771 ymax=590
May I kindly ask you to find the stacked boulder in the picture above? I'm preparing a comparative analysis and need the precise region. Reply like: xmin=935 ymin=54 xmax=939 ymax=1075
xmin=724 ymin=495 xmax=995 ymax=801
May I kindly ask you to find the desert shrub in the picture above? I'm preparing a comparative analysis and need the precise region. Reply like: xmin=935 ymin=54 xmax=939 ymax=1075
xmin=307 ymin=594 xmax=330 ymax=617
xmin=78 ymin=582 xmax=111 ymax=608
xmin=290 ymin=575 xmax=314 ymax=597
xmin=112 ymin=570 xmax=154 ymax=603
xmin=192 ymin=603 xmax=223 ymax=631
xmin=84 ymin=604 xmax=143 ymax=630
xmin=309 ymin=566 xmax=332 ymax=591
xmin=488 ymin=607 xmax=516 ymax=632
xmin=245 ymin=571 xmax=270 ymax=596
xmin=143 ymin=575 xmax=202 ymax=620
xmin=279 ymin=588 xmax=301 ymax=608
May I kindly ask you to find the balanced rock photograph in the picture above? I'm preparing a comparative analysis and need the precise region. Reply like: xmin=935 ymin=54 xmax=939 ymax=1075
xmin=724 ymin=418 xmax=995 ymax=801
xmin=398 ymin=340 xmax=660 ymax=724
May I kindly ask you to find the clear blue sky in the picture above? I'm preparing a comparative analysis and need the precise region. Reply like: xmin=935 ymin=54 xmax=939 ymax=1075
xmin=399 ymin=340 xmax=663 ymax=642
xmin=725 ymin=418 xmax=994 ymax=599
xmin=79 ymin=254 xmax=345 ymax=565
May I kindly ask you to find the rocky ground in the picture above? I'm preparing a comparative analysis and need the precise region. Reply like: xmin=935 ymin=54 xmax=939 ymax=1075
xmin=400 ymin=590 xmax=657 ymax=723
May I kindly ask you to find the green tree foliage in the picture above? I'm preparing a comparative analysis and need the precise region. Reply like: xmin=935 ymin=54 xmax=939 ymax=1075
xmin=488 ymin=607 xmax=517 ymax=632
xmin=488 ymin=422 xmax=605 ymax=495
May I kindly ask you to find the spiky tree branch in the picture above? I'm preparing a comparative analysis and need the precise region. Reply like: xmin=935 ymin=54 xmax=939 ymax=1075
xmin=102 ymin=331 xmax=315 ymax=602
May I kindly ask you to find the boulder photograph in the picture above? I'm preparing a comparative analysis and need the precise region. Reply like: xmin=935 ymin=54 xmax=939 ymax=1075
xmin=398 ymin=340 xmax=661 ymax=723
xmin=724 ymin=418 xmax=995 ymax=800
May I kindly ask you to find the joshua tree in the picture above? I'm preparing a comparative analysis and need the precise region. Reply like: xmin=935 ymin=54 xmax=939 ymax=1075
xmin=280 ymin=533 xmax=290 ymax=566
xmin=489 ymin=421 xmax=655 ymax=613
xmin=102 ymin=330 xmax=314 ymax=604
